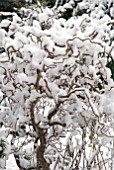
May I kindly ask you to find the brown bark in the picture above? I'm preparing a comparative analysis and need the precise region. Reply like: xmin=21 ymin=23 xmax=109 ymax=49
xmin=36 ymin=127 xmax=49 ymax=170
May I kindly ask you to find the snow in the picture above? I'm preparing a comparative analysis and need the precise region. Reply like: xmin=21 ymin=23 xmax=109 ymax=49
xmin=0 ymin=29 xmax=6 ymax=47
xmin=0 ymin=0 xmax=114 ymax=169
xmin=0 ymin=20 xmax=11 ymax=28
xmin=6 ymin=154 xmax=19 ymax=170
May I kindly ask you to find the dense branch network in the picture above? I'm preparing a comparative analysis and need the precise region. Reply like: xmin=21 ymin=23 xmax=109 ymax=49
xmin=0 ymin=1 xmax=114 ymax=170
